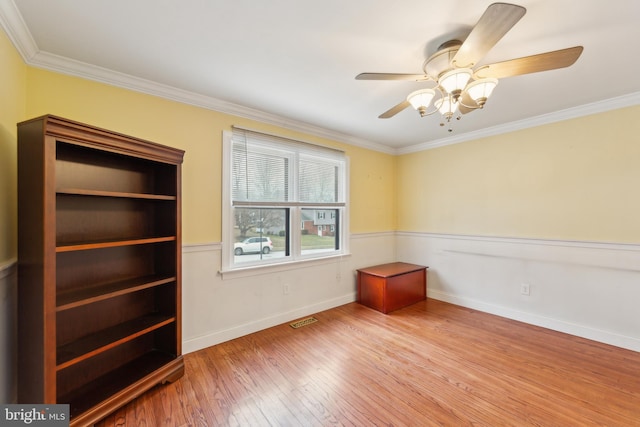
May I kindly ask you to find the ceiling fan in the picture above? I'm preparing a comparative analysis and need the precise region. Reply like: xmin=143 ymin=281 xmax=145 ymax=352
xmin=356 ymin=2 xmax=583 ymax=129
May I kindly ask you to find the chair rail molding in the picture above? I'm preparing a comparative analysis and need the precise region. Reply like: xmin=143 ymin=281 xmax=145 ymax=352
xmin=0 ymin=258 xmax=16 ymax=281
xmin=395 ymin=231 xmax=640 ymax=352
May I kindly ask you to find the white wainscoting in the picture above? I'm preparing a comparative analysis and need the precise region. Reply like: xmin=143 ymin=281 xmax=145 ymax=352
xmin=396 ymin=232 xmax=640 ymax=352
xmin=5 ymin=230 xmax=637 ymax=400
xmin=0 ymin=232 xmax=395 ymax=396
xmin=0 ymin=258 xmax=17 ymax=403
xmin=181 ymin=232 xmax=396 ymax=354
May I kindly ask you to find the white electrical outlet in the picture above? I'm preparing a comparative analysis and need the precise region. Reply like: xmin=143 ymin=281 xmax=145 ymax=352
xmin=520 ymin=283 xmax=530 ymax=296
xmin=283 ymin=284 xmax=290 ymax=295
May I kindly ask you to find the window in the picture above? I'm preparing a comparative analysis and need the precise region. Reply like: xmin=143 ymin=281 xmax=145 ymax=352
xmin=222 ymin=128 xmax=348 ymax=270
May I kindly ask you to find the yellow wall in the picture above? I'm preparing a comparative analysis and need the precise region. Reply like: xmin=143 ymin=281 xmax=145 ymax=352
xmin=397 ymin=106 xmax=640 ymax=243
xmin=0 ymin=29 xmax=26 ymax=262
xmin=21 ymin=67 xmax=397 ymax=245
xmin=4 ymin=24 xmax=639 ymax=254
xmin=347 ymin=145 xmax=397 ymax=232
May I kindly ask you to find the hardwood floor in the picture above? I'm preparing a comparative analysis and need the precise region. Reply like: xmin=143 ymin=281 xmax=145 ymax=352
xmin=96 ymin=300 xmax=640 ymax=426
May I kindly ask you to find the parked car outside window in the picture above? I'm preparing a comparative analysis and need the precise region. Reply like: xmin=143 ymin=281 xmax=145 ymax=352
xmin=234 ymin=237 xmax=273 ymax=255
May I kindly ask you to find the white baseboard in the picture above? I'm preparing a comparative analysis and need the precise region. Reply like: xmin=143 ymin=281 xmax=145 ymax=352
xmin=397 ymin=232 xmax=640 ymax=353
xmin=181 ymin=232 xmax=640 ymax=355
xmin=428 ymin=286 xmax=640 ymax=353
xmin=183 ymin=292 xmax=356 ymax=354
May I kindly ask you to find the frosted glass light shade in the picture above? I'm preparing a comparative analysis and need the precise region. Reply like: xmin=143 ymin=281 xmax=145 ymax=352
xmin=438 ymin=68 xmax=473 ymax=94
xmin=435 ymin=96 xmax=458 ymax=115
xmin=407 ymin=89 xmax=436 ymax=109
xmin=466 ymin=78 xmax=498 ymax=103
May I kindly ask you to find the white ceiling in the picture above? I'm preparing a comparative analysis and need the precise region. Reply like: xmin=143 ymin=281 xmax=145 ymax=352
xmin=2 ymin=0 xmax=640 ymax=152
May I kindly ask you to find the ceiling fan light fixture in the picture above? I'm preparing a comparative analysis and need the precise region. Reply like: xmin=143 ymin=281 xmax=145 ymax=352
xmin=438 ymin=68 xmax=473 ymax=95
xmin=357 ymin=3 xmax=584 ymax=131
xmin=407 ymin=88 xmax=436 ymax=112
xmin=435 ymin=95 xmax=458 ymax=116
xmin=466 ymin=78 xmax=498 ymax=107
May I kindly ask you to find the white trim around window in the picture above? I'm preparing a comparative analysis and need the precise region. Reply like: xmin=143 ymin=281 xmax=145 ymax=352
xmin=221 ymin=130 xmax=350 ymax=274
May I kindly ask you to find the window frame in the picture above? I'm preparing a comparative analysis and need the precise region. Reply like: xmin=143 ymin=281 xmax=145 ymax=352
xmin=221 ymin=129 xmax=349 ymax=273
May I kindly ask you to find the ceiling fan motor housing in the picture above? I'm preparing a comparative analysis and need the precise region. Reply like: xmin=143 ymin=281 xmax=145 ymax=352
xmin=423 ymin=40 xmax=463 ymax=79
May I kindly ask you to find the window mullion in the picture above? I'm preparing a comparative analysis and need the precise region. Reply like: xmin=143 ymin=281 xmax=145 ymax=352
xmin=290 ymin=151 xmax=300 ymax=257
xmin=290 ymin=207 xmax=301 ymax=258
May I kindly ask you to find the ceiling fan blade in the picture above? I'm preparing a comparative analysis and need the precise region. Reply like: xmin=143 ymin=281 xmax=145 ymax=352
xmin=452 ymin=3 xmax=526 ymax=68
xmin=474 ymin=46 xmax=584 ymax=79
xmin=356 ymin=73 xmax=430 ymax=82
xmin=379 ymin=100 xmax=411 ymax=118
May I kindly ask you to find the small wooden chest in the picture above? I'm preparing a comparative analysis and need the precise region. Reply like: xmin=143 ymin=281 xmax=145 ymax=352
xmin=357 ymin=262 xmax=428 ymax=314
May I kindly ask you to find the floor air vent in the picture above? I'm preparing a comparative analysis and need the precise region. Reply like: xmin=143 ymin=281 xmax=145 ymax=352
xmin=290 ymin=317 xmax=318 ymax=329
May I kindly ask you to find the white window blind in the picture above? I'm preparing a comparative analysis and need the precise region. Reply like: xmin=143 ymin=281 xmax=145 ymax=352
xmin=299 ymin=155 xmax=340 ymax=203
xmin=231 ymin=128 xmax=345 ymax=207
xmin=231 ymin=140 xmax=289 ymax=203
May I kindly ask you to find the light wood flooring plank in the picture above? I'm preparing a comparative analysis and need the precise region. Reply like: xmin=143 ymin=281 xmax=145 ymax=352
xmin=96 ymin=300 xmax=640 ymax=426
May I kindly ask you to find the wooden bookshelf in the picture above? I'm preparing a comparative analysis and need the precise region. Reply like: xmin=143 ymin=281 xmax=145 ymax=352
xmin=18 ymin=115 xmax=185 ymax=426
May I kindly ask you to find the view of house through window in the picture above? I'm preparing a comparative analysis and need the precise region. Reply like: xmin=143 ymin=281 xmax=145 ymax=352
xmin=300 ymin=208 xmax=338 ymax=255
xmin=223 ymin=128 xmax=348 ymax=269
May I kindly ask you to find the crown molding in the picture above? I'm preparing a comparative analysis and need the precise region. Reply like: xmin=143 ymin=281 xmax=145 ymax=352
xmin=2 ymin=0 xmax=637 ymax=157
xmin=0 ymin=0 xmax=36 ymax=59
xmin=397 ymin=92 xmax=640 ymax=155
xmin=0 ymin=0 xmax=395 ymax=155
xmin=32 ymin=45 xmax=640 ymax=158
xmin=30 ymin=50 xmax=396 ymax=155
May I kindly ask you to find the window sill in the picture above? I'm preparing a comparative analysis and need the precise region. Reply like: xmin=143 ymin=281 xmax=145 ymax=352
xmin=218 ymin=252 xmax=351 ymax=280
